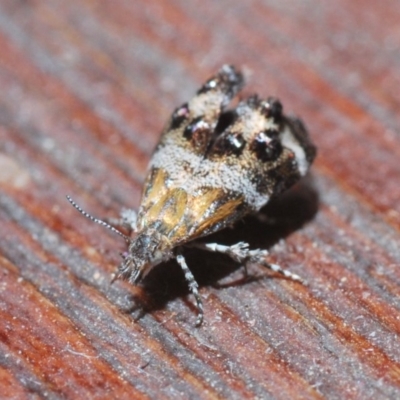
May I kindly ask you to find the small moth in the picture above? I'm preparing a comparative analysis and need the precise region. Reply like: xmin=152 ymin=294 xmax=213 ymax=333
xmin=67 ymin=65 xmax=316 ymax=325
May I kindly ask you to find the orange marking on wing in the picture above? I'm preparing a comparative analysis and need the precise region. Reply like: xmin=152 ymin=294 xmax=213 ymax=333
xmin=168 ymin=189 xmax=244 ymax=243
xmin=193 ymin=195 xmax=243 ymax=236
xmin=139 ymin=178 xmax=244 ymax=244
xmin=159 ymin=188 xmax=188 ymax=232
xmin=190 ymin=188 xmax=222 ymax=217
xmin=140 ymin=168 xmax=169 ymax=210
xmin=143 ymin=188 xmax=188 ymax=235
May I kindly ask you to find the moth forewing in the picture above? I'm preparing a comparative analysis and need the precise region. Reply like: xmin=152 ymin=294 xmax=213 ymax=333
xmin=68 ymin=65 xmax=316 ymax=325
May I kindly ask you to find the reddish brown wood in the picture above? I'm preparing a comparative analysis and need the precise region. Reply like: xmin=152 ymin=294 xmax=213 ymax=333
xmin=1 ymin=1 xmax=400 ymax=399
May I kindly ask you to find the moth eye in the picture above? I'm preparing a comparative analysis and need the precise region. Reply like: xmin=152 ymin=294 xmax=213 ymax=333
xmin=260 ymin=97 xmax=283 ymax=121
xmin=251 ymin=130 xmax=282 ymax=162
xmin=170 ymin=103 xmax=190 ymax=130
xmin=213 ymin=132 xmax=246 ymax=156
xmin=137 ymin=234 xmax=151 ymax=248
xmin=183 ymin=117 xmax=211 ymax=148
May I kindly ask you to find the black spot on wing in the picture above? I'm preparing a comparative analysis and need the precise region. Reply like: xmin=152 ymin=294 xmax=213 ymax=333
xmin=250 ymin=130 xmax=283 ymax=162
xmin=212 ymin=131 xmax=246 ymax=156
xmin=170 ymin=103 xmax=190 ymax=130
xmin=183 ymin=117 xmax=212 ymax=150
xmin=215 ymin=110 xmax=237 ymax=135
xmin=260 ymin=97 xmax=283 ymax=122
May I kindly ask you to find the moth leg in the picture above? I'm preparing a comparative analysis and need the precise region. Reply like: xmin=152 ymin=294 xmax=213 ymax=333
xmin=106 ymin=209 xmax=138 ymax=233
xmin=196 ymin=242 xmax=304 ymax=283
xmin=176 ymin=254 xmax=204 ymax=326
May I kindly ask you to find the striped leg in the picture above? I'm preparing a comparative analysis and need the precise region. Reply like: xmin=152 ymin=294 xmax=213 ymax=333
xmin=176 ymin=254 xmax=204 ymax=326
xmin=197 ymin=242 xmax=304 ymax=283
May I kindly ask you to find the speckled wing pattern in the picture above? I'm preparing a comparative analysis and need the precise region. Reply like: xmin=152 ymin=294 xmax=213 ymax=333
xmin=136 ymin=65 xmax=316 ymax=246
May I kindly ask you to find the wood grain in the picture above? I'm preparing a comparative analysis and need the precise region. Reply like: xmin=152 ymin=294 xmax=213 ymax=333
xmin=1 ymin=1 xmax=400 ymax=399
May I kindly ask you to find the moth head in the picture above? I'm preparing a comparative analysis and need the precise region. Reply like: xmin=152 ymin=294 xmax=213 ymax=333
xmin=66 ymin=196 xmax=172 ymax=284
xmin=117 ymin=230 xmax=172 ymax=284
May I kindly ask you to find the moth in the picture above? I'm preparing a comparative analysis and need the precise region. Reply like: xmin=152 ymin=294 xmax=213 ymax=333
xmin=67 ymin=65 xmax=316 ymax=325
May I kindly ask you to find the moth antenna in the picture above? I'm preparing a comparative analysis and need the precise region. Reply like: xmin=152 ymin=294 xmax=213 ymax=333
xmin=66 ymin=195 xmax=130 ymax=243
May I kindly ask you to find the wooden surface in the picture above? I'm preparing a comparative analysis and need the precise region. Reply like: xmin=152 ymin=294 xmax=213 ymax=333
xmin=1 ymin=1 xmax=400 ymax=399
